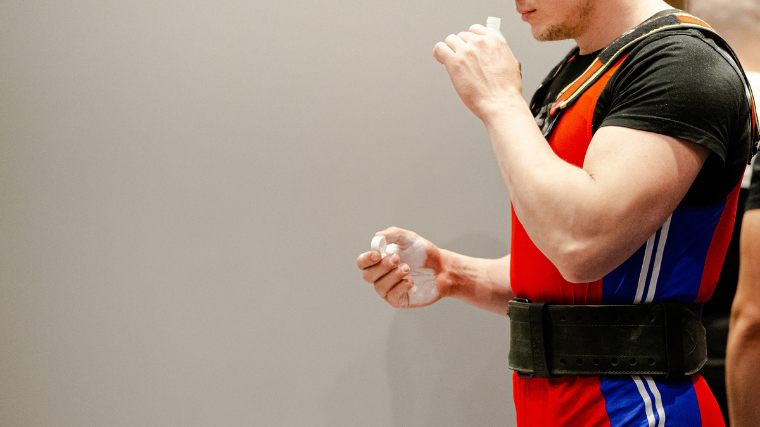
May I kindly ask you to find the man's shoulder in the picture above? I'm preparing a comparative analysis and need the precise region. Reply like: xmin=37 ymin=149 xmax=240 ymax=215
xmin=602 ymin=27 xmax=747 ymax=112
xmin=630 ymin=27 xmax=716 ymax=50
xmin=621 ymin=28 xmax=741 ymax=78
xmin=593 ymin=27 xmax=751 ymax=206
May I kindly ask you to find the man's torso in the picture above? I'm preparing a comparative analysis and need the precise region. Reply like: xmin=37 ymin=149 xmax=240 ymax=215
xmin=510 ymin=29 xmax=751 ymax=427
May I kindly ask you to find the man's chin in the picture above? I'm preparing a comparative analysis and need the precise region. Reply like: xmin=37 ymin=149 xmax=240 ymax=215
xmin=531 ymin=25 xmax=572 ymax=42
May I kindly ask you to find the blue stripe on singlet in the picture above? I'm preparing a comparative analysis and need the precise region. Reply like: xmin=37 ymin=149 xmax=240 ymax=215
xmin=651 ymin=377 xmax=702 ymax=426
xmin=602 ymin=229 xmax=663 ymax=304
xmin=600 ymin=376 xmax=702 ymax=426
xmin=600 ymin=375 xmax=656 ymax=426
xmin=649 ymin=202 xmax=725 ymax=301
xmin=602 ymin=200 xmax=727 ymax=304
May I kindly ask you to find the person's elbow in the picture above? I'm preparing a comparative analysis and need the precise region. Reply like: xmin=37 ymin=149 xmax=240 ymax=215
xmin=730 ymin=301 xmax=760 ymax=347
xmin=552 ymin=239 xmax=612 ymax=283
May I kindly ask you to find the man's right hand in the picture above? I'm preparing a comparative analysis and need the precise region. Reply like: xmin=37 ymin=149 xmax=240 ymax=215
xmin=356 ymin=227 xmax=448 ymax=309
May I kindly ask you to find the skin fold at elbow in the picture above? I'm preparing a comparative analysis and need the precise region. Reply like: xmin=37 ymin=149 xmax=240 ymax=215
xmin=730 ymin=304 xmax=760 ymax=345
xmin=550 ymin=230 xmax=643 ymax=283
xmin=551 ymin=241 xmax=613 ymax=284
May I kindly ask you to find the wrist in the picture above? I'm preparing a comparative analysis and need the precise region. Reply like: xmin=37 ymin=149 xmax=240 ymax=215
xmin=479 ymin=91 xmax=529 ymax=128
xmin=438 ymin=249 xmax=482 ymax=301
xmin=437 ymin=249 xmax=461 ymax=299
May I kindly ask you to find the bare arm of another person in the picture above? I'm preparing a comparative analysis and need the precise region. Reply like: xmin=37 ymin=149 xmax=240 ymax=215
xmin=726 ymin=209 xmax=760 ymax=427
xmin=356 ymin=227 xmax=514 ymax=316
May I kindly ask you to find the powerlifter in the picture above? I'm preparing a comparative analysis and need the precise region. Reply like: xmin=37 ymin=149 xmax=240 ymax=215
xmin=356 ymin=0 xmax=758 ymax=425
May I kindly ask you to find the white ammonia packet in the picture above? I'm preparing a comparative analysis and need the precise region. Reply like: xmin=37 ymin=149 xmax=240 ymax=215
xmin=369 ymin=236 xmax=439 ymax=306
xmin=486 ymin=16 xmax=504 ymax=38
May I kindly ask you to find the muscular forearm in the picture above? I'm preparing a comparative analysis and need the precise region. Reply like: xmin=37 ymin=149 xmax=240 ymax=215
xmin=443 ymin=250 xmax=514 ymax=316
xmin=483 ymin=97 xmax=597 ymax=238
xmin=727 ymin=210 xmax=760 ymax=427
xmin=726 ymin=311 xmax=760 ymax=427
xmin=482 ymin=98 xmax=627 ymax=281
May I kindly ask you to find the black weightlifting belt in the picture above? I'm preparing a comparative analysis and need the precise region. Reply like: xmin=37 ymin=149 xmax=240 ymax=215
xmin=508 ymin=299 xmax=707 ymax=378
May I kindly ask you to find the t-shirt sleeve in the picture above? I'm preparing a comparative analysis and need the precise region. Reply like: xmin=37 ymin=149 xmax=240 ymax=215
xmin=747 ymin=158 xmax=760 ymax=211
xmin=595 ymin=32 xmax=749 ymax=163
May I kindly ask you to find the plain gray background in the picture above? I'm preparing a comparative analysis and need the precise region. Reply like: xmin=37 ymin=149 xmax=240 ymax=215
xmin=0 ymin=1 xmax=572 ymax=426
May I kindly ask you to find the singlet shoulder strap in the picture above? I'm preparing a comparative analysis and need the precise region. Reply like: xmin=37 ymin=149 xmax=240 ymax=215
xmin=550 ymin=10 xmax=716 ymax=114
xmin=539 ymin=9 xmax=759 ymax=160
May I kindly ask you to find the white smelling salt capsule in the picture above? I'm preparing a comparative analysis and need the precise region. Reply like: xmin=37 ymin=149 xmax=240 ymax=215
xmin=486 ymin=16 xmax=504 ymax=37
xmin=371 ymin=236 xmax=387 ymax=253
xmin=385 ymin=244 xmax=400 ymax=256
xmin=486 ymin=16 xmax=501 ymax=31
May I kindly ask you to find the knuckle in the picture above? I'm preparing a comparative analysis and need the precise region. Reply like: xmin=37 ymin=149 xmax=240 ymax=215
xmin=384 ymin=254 xmax=398 ymax=266
xmin=362 ymin=270 xmax=375 ymax=283
xmin=387 ymin=291 xmax=402 ymax=308
xmin=374 ymin=283 xmax=386 ymax=298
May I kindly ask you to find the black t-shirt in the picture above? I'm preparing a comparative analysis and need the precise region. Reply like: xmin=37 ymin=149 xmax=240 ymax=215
xmin=533 ymin=29 xmax=752 ymax=207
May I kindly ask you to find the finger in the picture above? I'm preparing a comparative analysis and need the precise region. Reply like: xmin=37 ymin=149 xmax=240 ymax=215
xmin=469 ymin=24 xmax=488 ymax=35
xmin=444 ymin=33 xmax=466 ymax=52
xmin=457 ymin=31 xmax=475 ymax=42
xmin=374 ymin=261 xmax=410 ymax=297
xmin=386 ymin=279 xmax=414 ymax=308
xmin=362 ymin=253 xmax=400 ymax=284
xmin=433 ymin=41 xmax=454 ymax=64
xmin=357 ymin=251 xmax=383 ymax=270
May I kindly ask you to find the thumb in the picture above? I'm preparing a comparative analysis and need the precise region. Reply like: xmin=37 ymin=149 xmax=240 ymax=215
xmin=379 ymin=227 xmax=418 ymax=248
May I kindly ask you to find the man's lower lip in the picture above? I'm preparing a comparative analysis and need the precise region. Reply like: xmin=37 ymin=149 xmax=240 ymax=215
xmin=521 ymin=11 xmax=534 ymax=21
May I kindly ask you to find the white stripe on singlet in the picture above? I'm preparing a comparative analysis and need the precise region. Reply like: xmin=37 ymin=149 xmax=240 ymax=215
xmin=632 ymin=218 xmax=673 ymax=426
xmin=645 ymin=376 xmax=667 ymax=427
xmin=635 ymin=235 xmax=656 ymax=304
xmin=634 ymin=215 xmax=673 ymax=304
xmin=645 ymin=215 xmax=672 ymax=303
xmin=633 ymin=375 xmax=657 ymax=427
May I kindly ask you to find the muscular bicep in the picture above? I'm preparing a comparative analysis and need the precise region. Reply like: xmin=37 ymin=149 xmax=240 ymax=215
xmin=568 ymin=126 xmax=710 ymax=280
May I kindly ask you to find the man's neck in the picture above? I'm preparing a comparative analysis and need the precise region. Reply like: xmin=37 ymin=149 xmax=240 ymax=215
xmin=574 ymin=0 xmax=674 ymax=54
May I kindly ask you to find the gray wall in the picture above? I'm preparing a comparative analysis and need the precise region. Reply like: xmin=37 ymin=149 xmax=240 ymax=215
xmin=0 ymin=1 xmax=572 ymax=426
